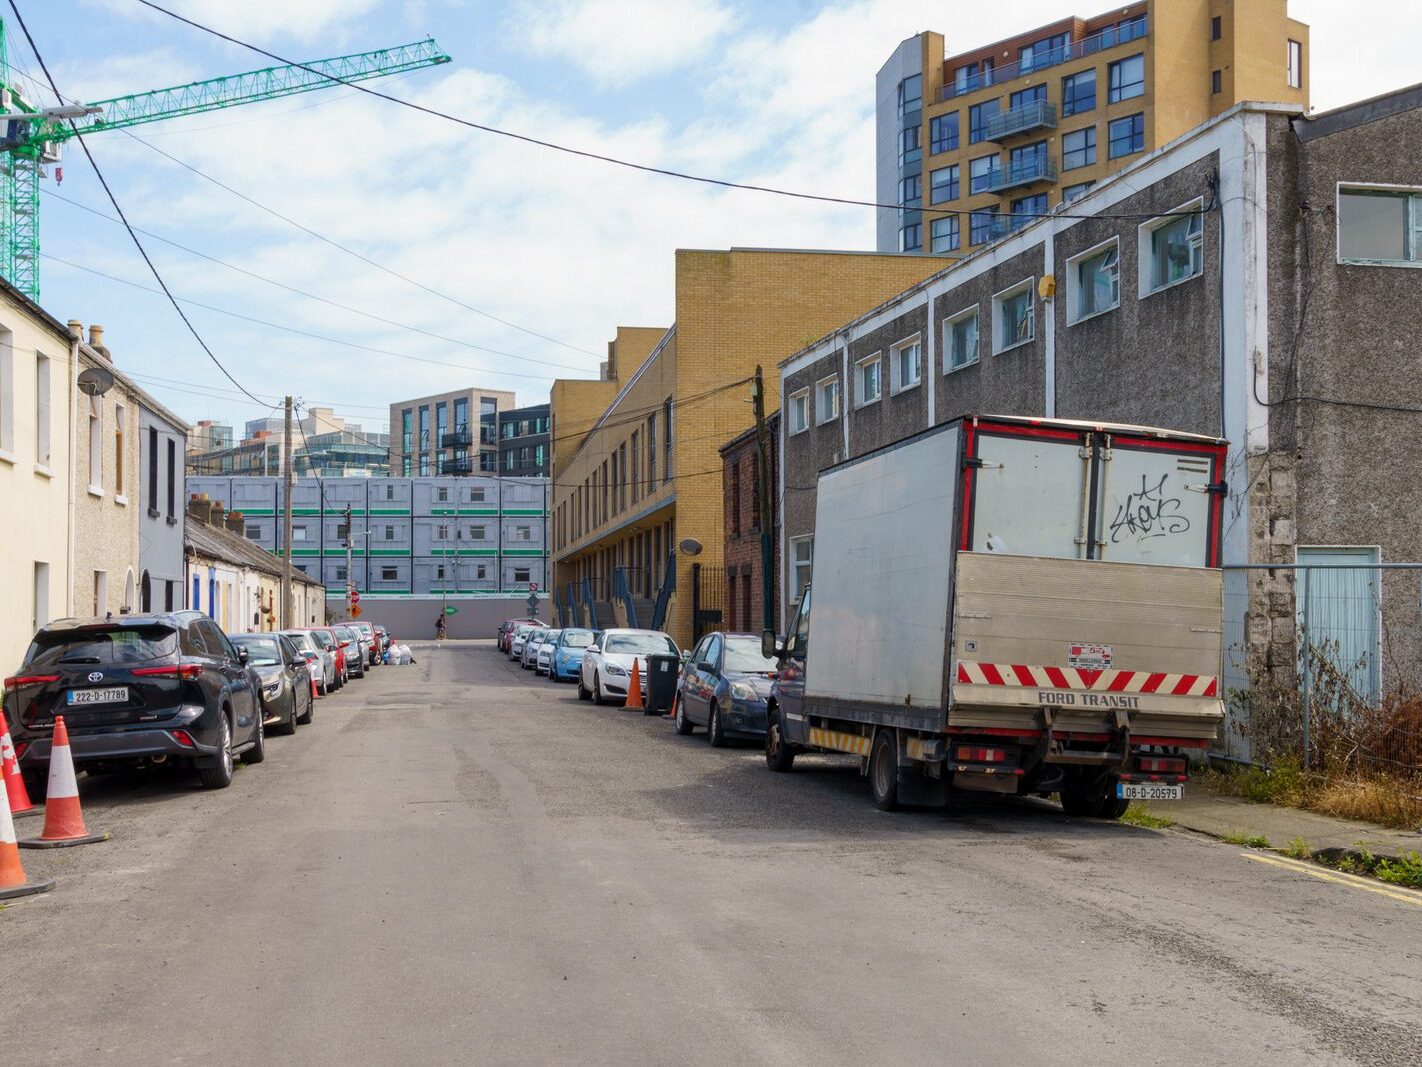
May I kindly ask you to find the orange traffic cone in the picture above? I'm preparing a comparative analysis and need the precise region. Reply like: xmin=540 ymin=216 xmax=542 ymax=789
xmin=0 ymin=786 xmax=54 ymax=899
xmin=625 ymin=658 xmax=645 ymax=711
xmin=1 ymin=725 xmax=41 ymax=818
xmin=20 ymin=718 xmax=108 ymax=849
xmin=664 ymin=686 xmax=679 ymax=720
xmin=311 ymin=673 xmax=320 ymax=701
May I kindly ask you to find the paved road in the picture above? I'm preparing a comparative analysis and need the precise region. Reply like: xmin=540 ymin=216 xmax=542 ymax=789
xmin=7 ymin=641 xmax=1422 ymax=1065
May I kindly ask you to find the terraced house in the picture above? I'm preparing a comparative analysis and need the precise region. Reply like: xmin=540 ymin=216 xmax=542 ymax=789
xmin=786 ymin=85 xmax=1422 ymax=751
xmin=877 ymin=0 xmax=1308 ymax=255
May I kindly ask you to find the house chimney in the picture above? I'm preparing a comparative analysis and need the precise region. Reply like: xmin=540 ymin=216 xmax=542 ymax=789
xmin=210 ymin=500 xmax=226 ymax=529
xmin=88 ymin=324 xmax=111 ymax=361
xmin=66 ymin=319 xmax=83 ymax=341
xmin=187 ymin=492 xmax=213 ymax=525
xmin=226 ymin=509 xmax=246 ymax=537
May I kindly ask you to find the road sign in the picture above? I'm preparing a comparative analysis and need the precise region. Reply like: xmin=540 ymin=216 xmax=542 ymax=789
xmin=350 ymin=605 xmax=362 ymax=618
xmin=444 ymin=606 xmax=458 ymax=616
xmin=350 ymin=591 xmax=361 ymax=604
xmin=526 ymin=594 xmax=539 ymax=613
xmin=529 ymin=582 xmax=539 ymax=594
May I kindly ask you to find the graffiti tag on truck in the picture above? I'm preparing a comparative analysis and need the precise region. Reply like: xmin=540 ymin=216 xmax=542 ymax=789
xmin=1109 ymin=473 xmax=1191 ymax=543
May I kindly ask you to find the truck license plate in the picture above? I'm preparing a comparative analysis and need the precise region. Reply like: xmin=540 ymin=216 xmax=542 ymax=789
xmin=67 ymin=686 xmax=128 ymax=705
xmin=1117 ymin=783 xmax=1182 ymax=801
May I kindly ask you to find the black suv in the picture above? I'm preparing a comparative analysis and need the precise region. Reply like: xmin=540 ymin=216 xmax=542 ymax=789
xmin=3 ymin=612 xmax=265 ymax=791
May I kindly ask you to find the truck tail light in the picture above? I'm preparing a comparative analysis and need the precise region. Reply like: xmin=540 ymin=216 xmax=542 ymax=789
xmin=3 ymin=674 xmax=60 ymax=692
xmin=1138 ymin=756 xmax=1187 ymax=774
xmin=132 ymin=664 xmax=204 ymax=680
xmin=956 ymin=746 xmax=1005 ymax=763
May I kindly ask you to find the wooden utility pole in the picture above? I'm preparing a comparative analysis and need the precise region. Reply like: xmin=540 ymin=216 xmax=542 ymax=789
xmin=751 ymin=366 xmax=775 ymax=633
xmin=281 ymin=395 xmax=294 ymax=628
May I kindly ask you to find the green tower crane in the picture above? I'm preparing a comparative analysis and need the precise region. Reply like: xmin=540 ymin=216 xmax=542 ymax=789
xmin=0 ymin=20 xmax=450 ymax=302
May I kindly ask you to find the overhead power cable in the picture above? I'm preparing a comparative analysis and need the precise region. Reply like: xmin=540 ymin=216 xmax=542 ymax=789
xmin=133 ymin=0 xmax=1208 ymax=227
xmin=7 ymin=0 xmax=267 ymax=405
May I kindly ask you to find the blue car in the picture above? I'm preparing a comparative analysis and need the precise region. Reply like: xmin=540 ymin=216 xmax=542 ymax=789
xmin=549 ymin=628 xmax=596 ymax=682
xmin=674 ymin=631 xmax=779 ymax=746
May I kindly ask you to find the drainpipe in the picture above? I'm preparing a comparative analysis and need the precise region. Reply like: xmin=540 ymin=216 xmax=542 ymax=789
xmin=65 ymin=320 xmax=82 ymax=617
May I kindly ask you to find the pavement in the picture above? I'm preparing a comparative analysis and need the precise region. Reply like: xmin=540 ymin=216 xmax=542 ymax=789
xmin=5 ymin=638 xmax=1422 ymax=1065
xmin=1169 ymin=792 xmax=1422 ymax=855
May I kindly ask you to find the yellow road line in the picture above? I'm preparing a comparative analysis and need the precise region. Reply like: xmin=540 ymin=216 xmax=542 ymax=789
xmin=1242 ymin=852 xmax=1422 ymax=908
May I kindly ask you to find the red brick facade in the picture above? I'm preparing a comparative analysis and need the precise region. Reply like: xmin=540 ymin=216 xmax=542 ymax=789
xmin=719 ymin=412 xmax=779 ymax=634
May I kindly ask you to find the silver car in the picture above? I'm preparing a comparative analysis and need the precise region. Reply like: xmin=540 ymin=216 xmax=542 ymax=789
xmin=281 ymin=629 xmax=335 ymax=694
xmin=521 ymin=628 xmax=550 ymax=670
xmin=509 ymin=623 xmax=543 ymax=662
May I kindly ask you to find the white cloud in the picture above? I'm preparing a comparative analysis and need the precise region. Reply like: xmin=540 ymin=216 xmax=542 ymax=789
xmin=508 ymin=0 xmax=738 ymax=86
xmin=85 ymin=0 xmax=383 ymax=44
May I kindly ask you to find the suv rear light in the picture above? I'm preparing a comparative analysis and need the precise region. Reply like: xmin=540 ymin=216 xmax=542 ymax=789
xmin=132 ymin=664 xmax=204 ymax=680
xmin=3 ymin=674 xmax=60 ymax=692
xmin=1138 ymin=756 xmax=1187 ymax=774
xmin=956 ymin=746 xmax=1005 ymax=763
xmin=12 ymin=741 xmax=29 ymax=760
xmin=170 ymin=729 xmax=196 ymax=748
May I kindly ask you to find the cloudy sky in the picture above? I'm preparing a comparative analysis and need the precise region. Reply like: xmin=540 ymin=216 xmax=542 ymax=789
xmin=13 ymin=0 xmax=1419 ymax=434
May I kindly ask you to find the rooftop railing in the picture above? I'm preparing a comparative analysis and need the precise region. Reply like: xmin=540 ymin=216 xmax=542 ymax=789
xmin=940 ymin=17 xmax=1147 ymax=101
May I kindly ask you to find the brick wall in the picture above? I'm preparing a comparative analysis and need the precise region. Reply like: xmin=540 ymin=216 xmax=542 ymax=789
xmin=720 ymin=413 xmax=779 ymax=634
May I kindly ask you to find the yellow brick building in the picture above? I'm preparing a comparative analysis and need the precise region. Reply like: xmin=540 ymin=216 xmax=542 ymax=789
xmin=876 ymin=0 xmax=1308 ymax=253
xmin=550 ymin=249 xmax=942 ymax=647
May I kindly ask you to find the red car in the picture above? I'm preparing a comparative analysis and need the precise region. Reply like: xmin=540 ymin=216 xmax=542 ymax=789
xmin=303 ymin=627 xmax=349 ymax=687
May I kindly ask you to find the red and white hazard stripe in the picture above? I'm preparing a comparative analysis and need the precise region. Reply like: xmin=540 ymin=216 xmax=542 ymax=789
xmin=955 ymin=661 xmax=1217 ymax=698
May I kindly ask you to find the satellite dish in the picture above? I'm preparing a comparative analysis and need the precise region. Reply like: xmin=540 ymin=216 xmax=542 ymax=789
xmin=679 ymin=538 xmax=703 ymax=556
xmin=77 ymin=366 xmax=114 ymax=396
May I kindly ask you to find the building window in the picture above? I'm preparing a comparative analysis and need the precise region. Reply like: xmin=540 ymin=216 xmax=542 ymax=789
xmin=663 ymin=398 xmax=673 ymax=483
xmin=1108 ymin=55 xmax=1145 ymax=103
xmin=899 ymin=124 xmax=921 ymax=166
xmin=898 ymin=173 xmax=921 ymax=208
xmin=929 ymin=112 xmax=958 ymax=154
xmin=929 ymin=164 xmax=959 ymax=204
xmin=1010 ymin=192 xmax=1048 ymax=230
xmin=1019 ymin=32 xmax=1069 ymax=73
xmin=890 ymin=337 xmax=922 ymax=393
xmin=381 ymin=566 xmax=398 ymax=581
xmin=401 ymin=409 xmax=412 ymax=455
xmin=1211 ymin=69 xmax=1222 ymax=95
xmin=475 ymin=564 xmax=488 ymax=580
xmin=1210 ymin=15 xmax=1222 ymax=40
xmin=419 ymin=456 xmax=429 ymax=477
xmin=730 ymin=462 xmax=741 ymax=536
xmin=993 ymin=281 xmax=1035 ymax=353
xmin=513 ymin=566 xmax=532 ymax=584
xmin=470 ymin=486 xmax=485 ymax=502
xmin=470 ymin=525 xmax=486 ymax=540
xmin=1337 ymin=187 xmax=1422 ymax=265
xmin=418 ymin=406 xmax=429 ymax=451
xmin=1068 ymin=240 xmax=1120 ymax=323
xmin=897 ymin=74 xmax=922 ymax=117
xmin=1010 ymin=84 xmax=1047 ymax=111
xmin=968 ymin=154 xmax=1000 ymax=195
xmin=856 ymin=356 xmax=882 ymax=406
xmin=435 ymin=486 xmax=449 ymax=502
xmin=930 ymin=215 xmax=959 ymax=253
xmin=515 ymin=525 xmax=533 ymax=541
xmin=88 ymin=396 xmax=102 ymax=491
xmin=113 ymin=404 xmax=125 ymax=496
xmin=1061 ymin=69 xmax=1096 ymax=116
xmin=899 ymin=223 xmax=922 ymax=253
xmin=246 ymin=524 xmax=263 ymax=540
xmin=790 ymin=536 xmax=813 ymax=603
xmin=335 ymin=566 xmax=348 ymax=582
xmin=969 ymin=208 xmax=999 ymax=245
xmin=1287 ymin=40 xmax=1303 ymax=89
xmin=788 ymin=389 xmax=809 ymax=434
xmin=435 ymin=524 xmax=449 ymax=541
xmin=1141 ymin=202 xmax=1205 ymax=293
xmin=944 ymin=307 xmax=979 ymax=371
xmin=146 ymin=427 xmax=158 ymax=509
xmin=293 ymin=526 xmax=308 ymax=541
xmin=815 ymin=376 xmax=840 ymax=424
xmin=34 ymin=353 xmax=51 ymax=467
xmin=1062 ymin=126 xmax=1096 ymax=171
xmin=1108 ymin=113 xmax=1145 ymax=158
xmin=968 ymin=99 xmax=1000 ymax=144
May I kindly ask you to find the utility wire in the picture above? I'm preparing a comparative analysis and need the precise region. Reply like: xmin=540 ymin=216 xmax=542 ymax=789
xmin=133 ymin=0 xmax=1207 ymax=227
xmin=7 ymin=0 xmax=268 ymax=405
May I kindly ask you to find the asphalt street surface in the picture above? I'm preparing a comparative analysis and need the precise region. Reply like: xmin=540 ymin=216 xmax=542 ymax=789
xmin=6 ymin=640 xmax=1421 ymax=1065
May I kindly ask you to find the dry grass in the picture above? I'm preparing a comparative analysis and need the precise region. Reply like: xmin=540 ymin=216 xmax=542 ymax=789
xmin=1199 ymin=760 xmax=1422 ymax=830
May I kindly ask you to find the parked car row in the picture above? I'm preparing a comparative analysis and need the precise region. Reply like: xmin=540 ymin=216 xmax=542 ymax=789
xmin=497 ymin=619 xmax=775 ymax=750
xmin=2 ymin=612 xmax=394 ymax=794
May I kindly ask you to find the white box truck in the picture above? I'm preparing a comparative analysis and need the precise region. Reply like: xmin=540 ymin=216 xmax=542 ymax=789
xmin=762 ymin=415 xmax=1228 ymax=818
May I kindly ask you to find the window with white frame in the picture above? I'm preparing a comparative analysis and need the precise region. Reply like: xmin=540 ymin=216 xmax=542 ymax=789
xmin=1287 ymin=39 xmax=1303 ymax=89
xmin=1140 ymin=201 xmax=1204 ymax=294
xmin=514 ymin=525 xmax=533 ymax=541
xmin=890 ymin=337 xmax=922 ymax=393
xmin=381 ymin=566 xmax=398 ymax=581
xmin=856 ymin=355 xmax=882 ymax=406
xmin=293 ymin=526 xmax=308 ymax=541
xmin=435 ymin=524 xmax=450 ymax=540
xmin=815 ymin=375 xmax=840 ymax=424
xmin=435 ymin=486 xmax=449 ymax=502
xmin=788 ymin=389 xmax=809 ymax=434
xmin=469 ymin=486 xmax=486 ymax=502
xmin=1068 ymin=240 xmax=1120 ymax=323
xmin=993 ymin=281 xmax=1035 ymax=352
xmin=34 ymin=352 xmax=51 ymax=468
xmin=790 ymin=536 xmax=813 ymax=602
xmin=384 ymin=524 xmax=397 ymax=540
xmin=513 ymin=566 xmax=532 ymax=583
xmin=1338 ymin=187 xmax=1422 ymax=265
xmin=944 ymin=307 xmax=979 ymax=371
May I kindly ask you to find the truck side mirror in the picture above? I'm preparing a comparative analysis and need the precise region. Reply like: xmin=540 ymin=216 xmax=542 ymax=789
xmin=761 ymin=629 xmax=780 ymax=661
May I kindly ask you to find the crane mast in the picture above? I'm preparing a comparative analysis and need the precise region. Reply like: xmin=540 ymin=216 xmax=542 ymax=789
xmin=0 ymin=20 xmax=450 ymax=301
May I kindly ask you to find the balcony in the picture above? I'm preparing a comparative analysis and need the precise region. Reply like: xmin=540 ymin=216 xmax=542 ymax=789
xmin=987 ymin=155 xmax=1057 ymax=193
xmin=986 ymin=100 xmax=1056 ymax=141
xmin=939 ymin=16 xmax=1147 ymax=100
xmin=441 ymin=427 xmax=473 ymax=449
xmin=440 ymin=456 xmax=475 ymax=476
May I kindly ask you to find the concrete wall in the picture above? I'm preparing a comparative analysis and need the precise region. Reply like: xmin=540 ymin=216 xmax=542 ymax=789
xmin=332 ymin=596 xmax=542 ymax=641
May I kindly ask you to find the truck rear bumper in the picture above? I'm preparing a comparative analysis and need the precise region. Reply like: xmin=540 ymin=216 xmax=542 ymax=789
xmin=949 ymin=684 xmax=1223 ymax=741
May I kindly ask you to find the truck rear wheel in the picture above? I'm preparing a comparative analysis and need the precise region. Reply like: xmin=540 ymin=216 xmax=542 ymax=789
xmin=869 ymin=729 xmax=899 ymax=812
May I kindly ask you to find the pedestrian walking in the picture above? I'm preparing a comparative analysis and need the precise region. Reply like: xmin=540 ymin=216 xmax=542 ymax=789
xmin=435 ymin=614 xmax=446 ymax=641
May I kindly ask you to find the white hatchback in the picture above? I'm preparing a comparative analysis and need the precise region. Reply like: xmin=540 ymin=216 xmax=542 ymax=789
xmin=578 ymin=628 xmax=680 ymax=705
